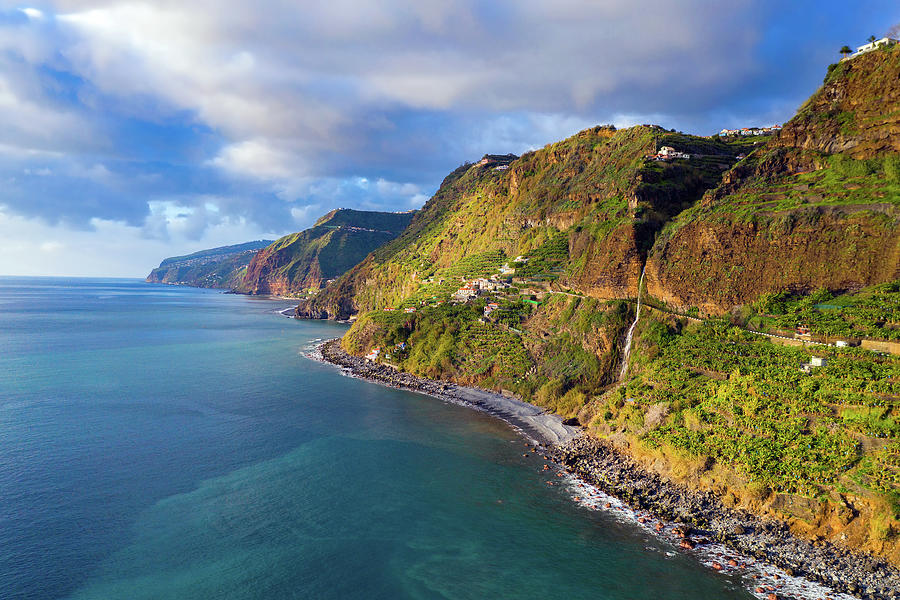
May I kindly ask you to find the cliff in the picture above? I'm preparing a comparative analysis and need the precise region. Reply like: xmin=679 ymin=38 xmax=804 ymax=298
xmin=297 ymin=46 xmax=900 ymax=567
xmin=145 ymin=240 xmax=273 ymax=288
xmin=646 ymin=44 xmax=900 ymax=314
xmin=238 ymin=209 xmax=415 ymax=296
xmin=300 ymin=127 xmax=747 ymax=319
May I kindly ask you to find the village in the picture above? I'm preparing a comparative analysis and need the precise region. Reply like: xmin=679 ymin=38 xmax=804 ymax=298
xmin=717 ymin=124 xmax=782 ymax=138
xmin=364 ymin=256 xmax=558 ymax=362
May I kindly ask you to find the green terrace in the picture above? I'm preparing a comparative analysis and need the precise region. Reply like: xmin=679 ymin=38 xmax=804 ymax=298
xmin=746 ymin=281 xmax=900 ymax=342
xmin=709 ymin=152 xmax=900 ymax=219
xmin=349 ymin=300 xmax=534 ymax=384
xmin=608 ymin=318 xmax=899 ymax=509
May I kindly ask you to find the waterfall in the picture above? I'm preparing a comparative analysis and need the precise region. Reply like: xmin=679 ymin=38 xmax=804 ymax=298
xmin=619 ymin=266 xmax=645 ymax=381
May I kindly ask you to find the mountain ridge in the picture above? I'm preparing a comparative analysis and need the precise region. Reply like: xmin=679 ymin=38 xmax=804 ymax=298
xmin=146 ymin=240 xmax=273 ymax=289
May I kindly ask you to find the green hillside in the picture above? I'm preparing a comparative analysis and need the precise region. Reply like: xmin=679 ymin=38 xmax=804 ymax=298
xmin=647 ymin=44 xmax=900 ymax=314
xmin=239 ymin=209 xmax=415 ymax=296
xmin=294 ymin=46 xmax=900 ymax=564
xmin=145 ymin=240 xmax=273 ymax=288
xmin=302 ymin=126 xmax=747 ymax=318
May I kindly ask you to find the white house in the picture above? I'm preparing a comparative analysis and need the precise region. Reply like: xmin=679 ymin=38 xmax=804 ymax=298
xmin=849 ymin=37 xmax=899 ymax=59
xmin=452 ymin=285 xmax=479 ymax=302
xmin=655 ymin=146 xmax=691 ymax=160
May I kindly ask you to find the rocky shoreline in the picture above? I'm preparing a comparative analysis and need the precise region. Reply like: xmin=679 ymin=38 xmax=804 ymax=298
xmin=320 ymin=339 xmax=579 ymax=445
xmin=318 ymin=339 xmax=900 ymax=600
xmin=551 ymin=436 xmax=900 ymax=600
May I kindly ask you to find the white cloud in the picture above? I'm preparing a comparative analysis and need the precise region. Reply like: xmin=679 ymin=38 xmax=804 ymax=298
xmin=0 ymin=0 xmax=873 ymax=276
xmin=208 ymin=140 xmax=303 ymax=180
xmin=0 ymin=72 xmax=98 ymax=154
xmin=0 ymin=206 xmax=283 ymax=277
xmin=19 ymin=7 xmax=44 ymax=19
xmin=39 ymin=240 xmax=63 ymax=252
xmin=45 ymin=0 xmax=767 ymax=172
xmin=290 ymin=204 xmax=320 ymax=225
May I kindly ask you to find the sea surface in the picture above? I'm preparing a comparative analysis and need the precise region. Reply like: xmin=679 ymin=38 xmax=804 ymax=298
xmin=0 ymin=277 xmax=753 ymax=599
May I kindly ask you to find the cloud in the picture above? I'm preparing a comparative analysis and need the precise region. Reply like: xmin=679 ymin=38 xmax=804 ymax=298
xmin=0 ymin=0 xmax=898 ymax=275
xmin=0 ymin=206 xmax=282 ymax=277
xmin=208 ymin=140 xmax=303 ymax=180
xmin=19 ymin=7 xmax=43 ymax=19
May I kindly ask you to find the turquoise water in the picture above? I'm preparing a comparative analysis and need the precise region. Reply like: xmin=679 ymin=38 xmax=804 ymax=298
xmin=0 ymin=278 xmax=752 ymax=599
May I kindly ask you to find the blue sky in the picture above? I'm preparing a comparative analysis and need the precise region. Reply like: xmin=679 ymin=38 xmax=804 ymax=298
xmin=0 ymin=0 xmax=896 ymax=276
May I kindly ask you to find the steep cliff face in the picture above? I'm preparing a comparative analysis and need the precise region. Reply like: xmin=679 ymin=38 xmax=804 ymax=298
xmin=778 ymin=47 xmax=900 ymax=157
xmin=300 ymin=126 xmax=744 ymax=319
xmin=239 ymin=209 xmax=415 ymax=296
xmin=647 ymin=45 xmax=900 ymax=314
xmin=145 ymin=240 xmax=273 ymax=289
xmin=312 ymin=50 xmax=900 ymax=568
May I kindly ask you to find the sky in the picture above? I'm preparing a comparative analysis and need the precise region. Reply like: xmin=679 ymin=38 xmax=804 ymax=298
xmin=0 ymin=1 xmax=896 ymax=277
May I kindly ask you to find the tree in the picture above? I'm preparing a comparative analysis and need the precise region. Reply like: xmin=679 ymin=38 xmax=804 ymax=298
xmin=840 ymin=45 xmax=852 ymax=58
xmin=868 ymin=35 xmax=877 ymax=44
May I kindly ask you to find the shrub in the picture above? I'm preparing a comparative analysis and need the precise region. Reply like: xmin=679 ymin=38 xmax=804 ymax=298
xmin=884 ymin=154 xmax=900 ymax=183
xmin=828 ymin=154 xmax=879 ymax=177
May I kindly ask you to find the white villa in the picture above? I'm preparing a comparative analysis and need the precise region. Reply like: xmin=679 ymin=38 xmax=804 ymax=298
xmin=844 ymin=37 xmax=899 ymax=60
xmin=452 ymin=284 xmax=479 ymax=302
xmin=856 ymin=37 xmax=898 ymax=54
xmin=652 ymin=146 xmax=691 ymax=161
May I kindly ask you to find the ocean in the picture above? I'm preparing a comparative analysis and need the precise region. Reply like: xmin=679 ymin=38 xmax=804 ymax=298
xmin=0 ymin=277 xmax=752 ymax=599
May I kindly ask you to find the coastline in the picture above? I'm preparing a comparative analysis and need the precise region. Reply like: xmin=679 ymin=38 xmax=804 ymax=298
xmin=316 ymin=338 xmax=900 ymax=600
xmin=317 ymin=339 xmax=580 ymax=446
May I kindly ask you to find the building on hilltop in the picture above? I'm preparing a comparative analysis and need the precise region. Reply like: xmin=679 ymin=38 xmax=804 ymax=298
xmin=846 ymin=37 xmax=899 ymax=60
xmin=651 ymin=146 xmax=691 ymax=161
xmin=718 ymin=125 xmax=781 ymax=137
xmin=477 ymin=153 xmax=518 ymax=167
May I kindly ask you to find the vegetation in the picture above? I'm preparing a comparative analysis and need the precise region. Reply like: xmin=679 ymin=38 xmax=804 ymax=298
xmin=240 ymin=209 xmax=415 ymax=294
xmin=344 ymin=293 xmax=631 ymax=417
xmin=591 ymin=315 xmax=899 ymax=527
xmin=747 ymin=281 xmax=900 ymax=341
xmin=311 ymin=49 xmax=900 ymax=559
xmin=146 ymin=240 xmax=273 ymax=289
xmin=307 ymin=124 xmax=745 ymax=317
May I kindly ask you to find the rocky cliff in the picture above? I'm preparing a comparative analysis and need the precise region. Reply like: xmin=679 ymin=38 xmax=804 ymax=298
xmin=299 ymin=127 xmax=746 ymax=319
xmin=302 ymin=47 xmax=900 ymax=567
xmin=145 ymin=240 xmax=273 ymax=288
xmin=646 ymin=44 xmax=900 ymax=314
xmin=239 ymin=209 xmax=415 ymax=296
